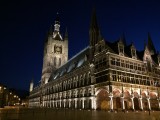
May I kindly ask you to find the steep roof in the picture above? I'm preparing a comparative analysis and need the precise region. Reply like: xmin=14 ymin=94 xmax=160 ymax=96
xmin=48 ymin=47 xmax=89 ymax=82
xmin=151 ymin=54 xmax=159 ymax=64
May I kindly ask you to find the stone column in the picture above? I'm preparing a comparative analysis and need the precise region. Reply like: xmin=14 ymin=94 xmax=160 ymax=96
xmin=121 ymin=97 xmax=125 ymax=110
xmin=109 ymin=95 xmax=113 ymax=110
xmin=69 ymin=100 xmax=71 ymax=108
xmin=75 ymin=99 xmax=77 ymax=109
xmin=91 ymin=97 xmax=95 ymax=109
xmin=60 ymin=100 xmax=61 ymax=108
xmin=147 ymin=97 xmax=151 ymax=110
xmin=82 ymin=99 xmax=84 ymax=109
xmin=131 ymin=97 xmax=134 ymax=110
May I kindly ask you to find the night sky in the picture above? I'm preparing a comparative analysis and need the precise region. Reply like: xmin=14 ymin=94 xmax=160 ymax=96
xmin=0 ymin=0 xmax=160 ymax=91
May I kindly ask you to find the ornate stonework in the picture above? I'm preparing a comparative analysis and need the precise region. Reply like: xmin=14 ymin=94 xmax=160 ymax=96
xmin=29 ymin=11 xmax=160 ymax=111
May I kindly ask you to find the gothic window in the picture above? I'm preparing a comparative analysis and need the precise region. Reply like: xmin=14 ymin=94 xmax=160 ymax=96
xmin=116 ymin=59 xmax=120 ymax=66
xmin=111 ymin=57 xmax=116 ymax=65
xmin=138 ymin=64 xmax=141 ymax=71
xmin=147 ymin=61 xmax=151 ymax=72
xmin=134 ymin=63 xmax=138 ymax=70
xmin=121 ymin=60 xmax=125 ymax=67
xmin=126 ymin=61 xmax=130 ymax=68
xmin=142 ymin=65 xmax=145 ymax=71
xmin=146 ymin=58 xmax=152 ymax=72
xmin=112 ymin=71 xmax=116 ymax=81
xmin=59 ymin=58 xmax=61 ymax=66
xmin=130 ymin=74 xmax=134 ymax=84
xmin=131 ymin=49 xmax=136 ymax=57
xmin=118 ymin=44 xmax=124 ymax=55
xmin=130 ymin=62 xmax=133 ymax=69
xmin=120 ymin=47 xmax=123 ymax=53
xmin=54 ymin=57 xmax=56 ymax=66
xmin=135 ymin=75 xmax=138 ymax=84
xmin=88 ymin=72 xmax=91 ymax=84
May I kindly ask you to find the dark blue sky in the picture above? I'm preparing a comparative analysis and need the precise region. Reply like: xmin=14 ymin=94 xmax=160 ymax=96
xmin=0 ymin=0 xmax=160 ymax=91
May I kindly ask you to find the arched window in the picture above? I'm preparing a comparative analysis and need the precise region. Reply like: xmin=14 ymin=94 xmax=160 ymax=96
xmin=54 ymin=57 xmax=56 ymax=66
xmin=59 ymin=58 xmax=61 ymax=66
xmin=146 ymin=58 xmax=151 ymax=72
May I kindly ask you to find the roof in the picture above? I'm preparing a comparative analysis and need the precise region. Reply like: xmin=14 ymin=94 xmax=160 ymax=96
xmin=48 ymin=46 xmax=89 ymax=82
xmin=151 ymin=54 xmax=159 ymax=64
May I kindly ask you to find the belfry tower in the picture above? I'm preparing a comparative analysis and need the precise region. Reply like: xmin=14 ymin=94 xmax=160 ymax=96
xmin=41 ymin=14 xmax=68 ymax=84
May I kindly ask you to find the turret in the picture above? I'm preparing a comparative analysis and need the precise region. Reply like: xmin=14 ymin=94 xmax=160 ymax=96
xmin=118 ymin=37 xmax=124 ymax=56
xmin=29 ymin=79 xmax=34 ymax=92
xmin=130 ymin=42 xmax=137 ymax=59
xmin=54 ymin=13 xmax=60 ymax=32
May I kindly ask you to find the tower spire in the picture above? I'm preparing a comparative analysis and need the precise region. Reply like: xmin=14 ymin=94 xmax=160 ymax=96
xmin=89 ymin=8 xmax=100 ymax=46
xmin=147 ymin=33 xmax=156 ymax=55
xmin=29 ymin=78 xmax=34 ymax=92
xmin=90 ymin=8 xmax=99 ymax=30
xmin=54 ymin=12 xmax=60 ymax=32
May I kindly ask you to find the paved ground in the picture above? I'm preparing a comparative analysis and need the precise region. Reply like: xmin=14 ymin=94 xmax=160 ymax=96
xmin=0 ymin=108 xmax=160 ymax=120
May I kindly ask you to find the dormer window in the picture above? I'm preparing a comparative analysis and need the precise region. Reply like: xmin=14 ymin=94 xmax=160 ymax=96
xmin=120 ymin=47 xmax=123 ymax=53
xmin=118 ymin=40 xmax=124 ymax=55
xmin=132 ymin=49 xmax=136 ymax=56
xmin=118 ymin=45 xmax=124 ymax=55
xmin=131 ymin=44 xmax=137 ymax=59
xmin=131 ymin=48 xmax=136 ymax=58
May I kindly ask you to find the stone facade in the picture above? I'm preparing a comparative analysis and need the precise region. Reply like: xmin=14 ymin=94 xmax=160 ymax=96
xmin=29 ymin=10 xmax=160 ymax=111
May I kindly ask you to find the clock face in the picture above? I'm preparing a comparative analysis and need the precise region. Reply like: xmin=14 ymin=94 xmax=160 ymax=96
xmin=54 ymin=45 xmax=62 ymax=54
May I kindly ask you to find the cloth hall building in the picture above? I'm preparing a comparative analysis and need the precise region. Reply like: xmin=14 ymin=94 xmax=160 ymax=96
xmin=29 ymin=10 xmax=160 ymax=111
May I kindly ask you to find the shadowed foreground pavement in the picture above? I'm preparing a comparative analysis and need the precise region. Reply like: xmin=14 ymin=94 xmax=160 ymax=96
xmin=0 ymin=108 xmax=160 ymax=120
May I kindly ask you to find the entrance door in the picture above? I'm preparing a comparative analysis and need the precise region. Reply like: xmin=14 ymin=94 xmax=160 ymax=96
xmin=96 ymin=89 xmax=110 ymax=110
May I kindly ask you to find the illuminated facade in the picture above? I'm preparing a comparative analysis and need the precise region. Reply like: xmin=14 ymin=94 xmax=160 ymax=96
xmin=29 ymin=10 xmax=160 ymax=111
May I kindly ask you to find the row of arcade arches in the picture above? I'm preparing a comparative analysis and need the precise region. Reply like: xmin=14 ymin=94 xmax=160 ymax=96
xmin=95 ymin=88 xmax=159 ymax=110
